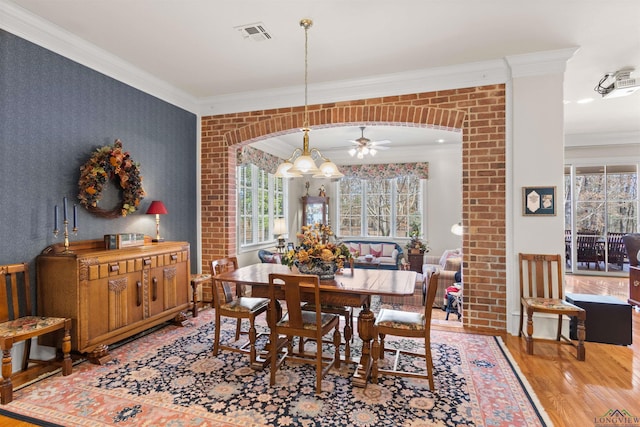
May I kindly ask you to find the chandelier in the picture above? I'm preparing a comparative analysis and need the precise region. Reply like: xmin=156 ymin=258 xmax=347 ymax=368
xmin=275 ymin=19 xmax=343 ymax=179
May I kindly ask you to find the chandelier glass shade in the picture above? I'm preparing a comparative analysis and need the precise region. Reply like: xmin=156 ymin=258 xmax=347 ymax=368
xmin=275 ymin=19 xmax=343 ymax=179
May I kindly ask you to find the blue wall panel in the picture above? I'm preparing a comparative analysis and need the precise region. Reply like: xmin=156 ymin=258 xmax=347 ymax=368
xmin=0 ymin=30 xmax=198 ymax=273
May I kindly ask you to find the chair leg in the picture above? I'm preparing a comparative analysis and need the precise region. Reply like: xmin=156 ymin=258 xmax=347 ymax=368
xmin=213 ymin=312 xmax=221 ymax=356
xmin=343 ymin=313 xmax=352 ymax=361
xmin=21 ymin=338 xmax=32 ymax=371
xmin=333 ymin=326 xmax=341 ymax=369
xmin=235 ymin=318 xmax=242 ymax=341
xmin=1 ymin=346 xmax=13 ymax=404
xmin=556 ymin=314 xmax=563 ymax=341
xmin=61 ymin=325 xmax=72 ymax=376
xmin=248 ymin=317 xmax=257 ymax=365
xmin=525 ymin=308 xmax=534 ymax=355
xmin=379 ymin=333 xmax=386 ymax=359
xmin=315 ymin=335 xmax=323 ymax=394
xmin=576 ymin=317 xmax=586 ymax=361
xmin=518 ymin=304 xmax=524 ymax=337
xmin=424 ymin=337 xmax=435 ymax=391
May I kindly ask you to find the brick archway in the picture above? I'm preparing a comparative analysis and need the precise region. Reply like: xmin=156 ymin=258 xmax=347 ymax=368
xmin=201 ymin=85 xmax=507 ymax=331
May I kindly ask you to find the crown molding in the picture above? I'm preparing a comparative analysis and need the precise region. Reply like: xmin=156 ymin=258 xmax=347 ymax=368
xmin=0 ymin=0 xmax=200 ymax=114
xmin=199 ymin=59 xmax=510 ymax=116
xmin=505 ymin=47 xmax=579 ymax=78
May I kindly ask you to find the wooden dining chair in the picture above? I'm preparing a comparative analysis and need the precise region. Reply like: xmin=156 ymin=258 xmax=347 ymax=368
xmin=0 ymin=262 xmax=72 ymax=404
xmin=267 ymin=273 xmax=341 ymax=394
xmin=210 ymin=257 xmax=269 ymax=366
xmin=299 ymin=302 xmax=353 ymax=360
xmin=518 ymin=253 xmax=586 ymax=361
xmin=371 ymin=271 xmax=439 ymax=390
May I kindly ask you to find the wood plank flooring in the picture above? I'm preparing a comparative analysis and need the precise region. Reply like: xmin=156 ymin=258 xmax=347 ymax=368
xmin=0 ymin=274 xmax=636 ymax=426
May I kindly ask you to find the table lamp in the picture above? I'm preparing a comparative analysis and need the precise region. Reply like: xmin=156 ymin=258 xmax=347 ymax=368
xmin=273 ymin=218 xmax=288 ymax=252
xmin=146 ymin=200 xmax=168 ymax=242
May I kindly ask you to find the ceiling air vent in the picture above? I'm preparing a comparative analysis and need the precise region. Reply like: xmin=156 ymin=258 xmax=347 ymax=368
xmin=234 ymin=22 xmax=272 ymax=42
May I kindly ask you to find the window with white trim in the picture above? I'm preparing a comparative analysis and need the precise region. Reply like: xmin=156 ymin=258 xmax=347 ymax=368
xmin=338 ymin=175 xmax=422 ymax=238
xmin=238 ymin=164 xmax=286 ymax=248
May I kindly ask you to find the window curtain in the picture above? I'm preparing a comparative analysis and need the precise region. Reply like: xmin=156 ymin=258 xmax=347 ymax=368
xmin=237 ymin=146 xmax=281 ymax=174
xmin=340 ymin=162 xmax=429 ymax=179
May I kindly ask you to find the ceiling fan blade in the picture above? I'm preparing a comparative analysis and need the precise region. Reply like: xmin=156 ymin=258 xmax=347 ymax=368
xmin=370 ymin=140 xmax=391 ymax=146
xmin=374 ymin=145 xmax=390 ymax=150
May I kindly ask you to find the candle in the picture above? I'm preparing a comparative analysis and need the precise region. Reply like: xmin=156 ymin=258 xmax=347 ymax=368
xmin=63 ymin=197 xmax=68 ymax=221
xmin=73 ymin=204 xmax=78 ymax=228
xmin=54 ymin=205 xmax=58 ymax=231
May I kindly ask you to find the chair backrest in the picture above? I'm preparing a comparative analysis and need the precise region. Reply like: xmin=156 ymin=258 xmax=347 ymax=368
xmin=622 ymin=233 xmax=640 ymax=267
xmin=210 ymin=257 xmax=239 ymax=305
xmin=268 ymin=273 xmax=321 ymax=330
xmin=607 ymin=232 xmax=626 ymax=263
xmin=423 ymin=271 xmax=440 ymax=325
xmin=519 ymin=253 xmax=564 ymax=300
xmin=0 ymin=262 xmax=32 ymax=322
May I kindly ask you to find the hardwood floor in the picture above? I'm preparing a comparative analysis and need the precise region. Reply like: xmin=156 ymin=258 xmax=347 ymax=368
xmin=503 ymin=274 xmax=639 ymax=426
xmin=0 ymin=274 xmax=636 ymax=426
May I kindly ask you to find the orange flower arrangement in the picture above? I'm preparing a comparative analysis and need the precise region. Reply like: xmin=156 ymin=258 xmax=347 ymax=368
xmin=77 ymin=139 xmax=145 ymax=218
xmin=281 ymin=223 xmax=352 ymax=270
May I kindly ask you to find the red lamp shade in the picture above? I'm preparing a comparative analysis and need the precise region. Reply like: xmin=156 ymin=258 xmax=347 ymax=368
xmin=146 ymin=201 xmax=168 ymax=215
xmin=146 ymin=201 xmax=168 ymax=242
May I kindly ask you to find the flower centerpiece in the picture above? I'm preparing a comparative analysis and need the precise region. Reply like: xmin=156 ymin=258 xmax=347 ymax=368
xmin=406 ymin=225 xmax=429 ymax=254
xmin=281 ymin=223 xmax=352 ymax=280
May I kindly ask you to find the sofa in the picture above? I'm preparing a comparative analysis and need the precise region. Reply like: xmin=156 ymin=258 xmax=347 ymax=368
xmin=422 ymin=249 xmax=462 ymax=307
xmin=342 ymin=241 xmax=403 ymax=270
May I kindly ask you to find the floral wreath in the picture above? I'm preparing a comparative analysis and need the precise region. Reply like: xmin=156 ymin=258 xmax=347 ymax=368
xmin=77 ymin=139 xmax=145 ymax=218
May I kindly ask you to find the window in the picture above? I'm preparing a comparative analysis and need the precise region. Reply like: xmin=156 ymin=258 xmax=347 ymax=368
xmin=338 ymin=175 xmax=423 ymax=238
xmin=238 ymin=164 xmax=286 ymax=248
xmin=565 ymin=163 xmax=638 ymax=273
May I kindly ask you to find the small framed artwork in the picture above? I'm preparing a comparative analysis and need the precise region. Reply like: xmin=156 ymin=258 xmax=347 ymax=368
xmin=523 ymin=186 xmax=556 ymax=216
xmin=287 ymin=242 xmax=295 ymax=252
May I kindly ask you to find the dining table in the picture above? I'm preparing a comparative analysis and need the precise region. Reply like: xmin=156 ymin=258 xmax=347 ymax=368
xmin=214 ymin=263 xmax=417 ymax=387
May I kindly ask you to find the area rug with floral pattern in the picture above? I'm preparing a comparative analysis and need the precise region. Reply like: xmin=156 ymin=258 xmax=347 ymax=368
xmin=1 ymin=308 xmax=550 ymax=426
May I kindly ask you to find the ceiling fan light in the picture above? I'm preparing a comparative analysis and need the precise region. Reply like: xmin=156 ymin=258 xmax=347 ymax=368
xmin=349 ymin=148 xmax=357 ymax=157
xmin=357 ymin=151 xmax=364 ymax=159
xmin=362 ymin=147 xmax=369 ymax=155
xmin=370 ymin=148 xmax=377 ymax=156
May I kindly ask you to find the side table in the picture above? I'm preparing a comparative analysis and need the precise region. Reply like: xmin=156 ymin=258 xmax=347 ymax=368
xmin=407 ymin=252 xmax=424 ymax=273
xmin=190 ymin=273 xmax=212 ymax=317
xmin=566 ymin=293 xmax=632 ymax=346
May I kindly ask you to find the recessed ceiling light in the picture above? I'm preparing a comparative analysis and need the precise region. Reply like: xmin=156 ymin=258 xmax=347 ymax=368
xmin=437 ymin=139 xmax=445 ymax=143
xmin=577 ymin=98 xmax=594 ymax=104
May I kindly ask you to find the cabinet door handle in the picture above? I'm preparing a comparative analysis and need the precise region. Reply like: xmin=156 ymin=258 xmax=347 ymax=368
xmin=152 ymin=277 xmax=158 ymax=301
xmin=136 ymin=281 xmax=142 ymax=306
xmin=110 ymin=264 xmax=119 ymax=273
xmin=170 ymin=253 xmax=178 ymax=261
xmin=143 ymin=257 xmax=151 ymax=266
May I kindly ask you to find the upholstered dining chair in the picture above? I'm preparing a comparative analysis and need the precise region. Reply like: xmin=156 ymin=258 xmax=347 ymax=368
xmin=267 ymin=273 xmax=341 ymax=394
xmin=371 ymin=271 xmax=439 ymax=390
xmin=518 ymin=253 xmax=586 ymax=361
xmin=210 ymin=257 xmax=269 ymax=366
xmin=0 ymin=262 xmax=73 ymax=404
xmin=300 ymin=302 xmax=353 ymax=360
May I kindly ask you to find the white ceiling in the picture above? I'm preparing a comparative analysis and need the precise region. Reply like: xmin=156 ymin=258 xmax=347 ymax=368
xmin=3 ymin=0 xmax=639 ymax=164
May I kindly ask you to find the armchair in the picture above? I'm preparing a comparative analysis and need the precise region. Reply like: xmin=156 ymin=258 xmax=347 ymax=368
xmin=422 ymin=249 xmax=462 ymax=307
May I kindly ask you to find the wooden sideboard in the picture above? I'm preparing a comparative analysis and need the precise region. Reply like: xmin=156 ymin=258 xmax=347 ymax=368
xmin=630 ymin=266 xmax=640 ymax=307
xmin=37 ymin=239 xmax=191 ymax=364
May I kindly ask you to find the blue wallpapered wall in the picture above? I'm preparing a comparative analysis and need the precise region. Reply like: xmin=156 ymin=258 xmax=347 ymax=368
xmin=0 ymin=30 xmax=198 ymax=273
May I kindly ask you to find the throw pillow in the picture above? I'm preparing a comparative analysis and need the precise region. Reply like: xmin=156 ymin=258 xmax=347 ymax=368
xmin=370 ymin=243 xmax=382 ymax=257
xmin=359 ymin=243 xmax=371 ymax=256
xmin=382 ymin=243 xmax=396 ymax=257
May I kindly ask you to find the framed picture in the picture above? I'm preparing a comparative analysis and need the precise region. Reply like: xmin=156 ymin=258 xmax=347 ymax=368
xmin=287 ymin=242 xmax=295 ymax=252
xmin=523 ymin=186 xmax=556 ymax=216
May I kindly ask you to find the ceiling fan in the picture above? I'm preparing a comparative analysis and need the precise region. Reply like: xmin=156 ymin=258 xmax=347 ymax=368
xmin=348 ymin=126 xmax=391 ymax=159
